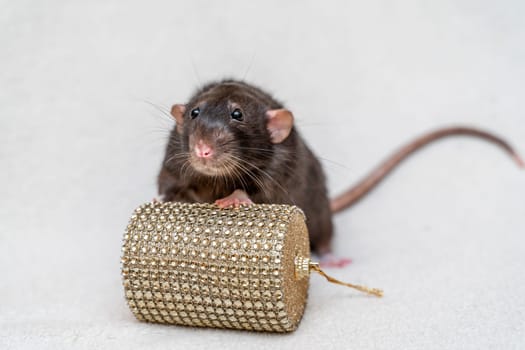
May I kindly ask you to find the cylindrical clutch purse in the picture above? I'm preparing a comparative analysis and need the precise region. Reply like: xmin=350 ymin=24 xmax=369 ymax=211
xmin=121 ymin=201 xmax=381 ymax=333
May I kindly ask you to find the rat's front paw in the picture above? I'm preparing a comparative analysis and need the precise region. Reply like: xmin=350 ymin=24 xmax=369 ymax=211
xmin=215 ymin=190 xmax=253 ymax=208
xmin=319 ymin=253 xmax=352 ymax=268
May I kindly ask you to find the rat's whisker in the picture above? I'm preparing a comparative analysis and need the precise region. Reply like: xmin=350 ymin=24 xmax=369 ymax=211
xmin=228 ymin=157 xmax=266 ymax=195
xmin=165 ymin=152 xmax=190 ymax=165
xmin=224 ymin=159 xmax=249 ymax=194
xmin=142 ymin=99 xmax=174 ymax=122
xmin=229 ymin=155 xmax=295 ymax=205
xmin=316 ymin=156 xmax=350 ymax=170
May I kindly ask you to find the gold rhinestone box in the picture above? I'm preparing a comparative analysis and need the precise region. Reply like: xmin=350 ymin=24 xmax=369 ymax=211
xmin=121 ymin=202 xmax=311 ymax=332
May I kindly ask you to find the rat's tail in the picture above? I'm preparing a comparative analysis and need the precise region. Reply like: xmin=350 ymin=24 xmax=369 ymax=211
xmin=330 ymin=126 xmax=524 ymax=214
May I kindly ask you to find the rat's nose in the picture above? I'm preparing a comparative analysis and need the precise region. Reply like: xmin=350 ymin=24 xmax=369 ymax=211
xmin=194 ymin=140 xmax=214 ymax=158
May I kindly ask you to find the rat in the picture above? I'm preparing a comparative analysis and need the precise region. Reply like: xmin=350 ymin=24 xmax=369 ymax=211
xmin=157 ymin=79 xmax=524 ymax=266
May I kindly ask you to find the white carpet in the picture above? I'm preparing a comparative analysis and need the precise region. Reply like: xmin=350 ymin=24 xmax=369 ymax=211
xmin=1 ymin=1 xmax=524 ymax=349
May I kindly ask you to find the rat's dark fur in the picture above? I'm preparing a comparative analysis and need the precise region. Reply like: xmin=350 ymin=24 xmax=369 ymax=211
xmin=158 ymin=80 xmax=333 ymax=253
xmin=158 ymin=80 xmax=524 ymax=257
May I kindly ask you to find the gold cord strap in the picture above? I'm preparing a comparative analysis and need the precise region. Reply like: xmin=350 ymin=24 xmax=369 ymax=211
xmin=309 ymin=262 xmax=383 ymax=297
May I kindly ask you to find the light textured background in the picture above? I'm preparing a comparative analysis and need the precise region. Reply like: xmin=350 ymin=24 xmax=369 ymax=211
xmin=1 ymin=1 xmax=524 ymax=349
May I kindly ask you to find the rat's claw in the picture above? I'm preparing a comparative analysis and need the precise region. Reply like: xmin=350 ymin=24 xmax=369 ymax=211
xmin=215 ymin=190 xmax=253 ymax=208
xmin=215 ymin=197 xmax=253 ymax=208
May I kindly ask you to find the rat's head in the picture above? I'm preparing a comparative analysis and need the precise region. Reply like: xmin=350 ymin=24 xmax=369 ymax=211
xmin=169 ymin=81 xmax=294 ymax=178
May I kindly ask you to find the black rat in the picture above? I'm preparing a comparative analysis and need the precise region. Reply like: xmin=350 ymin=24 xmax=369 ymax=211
xmin=157 ymin=79 xmax=523 ymax=266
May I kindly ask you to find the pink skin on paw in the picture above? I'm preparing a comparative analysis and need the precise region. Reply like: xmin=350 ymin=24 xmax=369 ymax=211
xmin=319 ymin=253 xmax=352 ymax=268
xmin=215 ymin=190 xmax=253 ymax=208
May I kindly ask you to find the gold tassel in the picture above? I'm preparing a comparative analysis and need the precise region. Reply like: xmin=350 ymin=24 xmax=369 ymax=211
xmin=309 ymin=262 xmax=383 ymax=297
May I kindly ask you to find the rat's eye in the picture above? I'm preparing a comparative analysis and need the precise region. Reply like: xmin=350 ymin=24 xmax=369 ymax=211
xmin=231 ymin=108 xmax=243 ymax=121
xmin=190 ymin=108 xmax=200 ymax=119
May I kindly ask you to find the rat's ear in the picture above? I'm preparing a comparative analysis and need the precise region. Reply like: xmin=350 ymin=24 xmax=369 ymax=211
xmin=266 ymin=109 xmax=294 ymax=144
xmin=171 ymin=104 xmax=186 ymax=134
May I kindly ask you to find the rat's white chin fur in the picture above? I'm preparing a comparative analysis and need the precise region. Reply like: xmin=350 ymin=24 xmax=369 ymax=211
xmin=189 ymin=158 xmax=232 ymax=177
